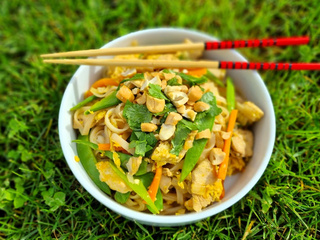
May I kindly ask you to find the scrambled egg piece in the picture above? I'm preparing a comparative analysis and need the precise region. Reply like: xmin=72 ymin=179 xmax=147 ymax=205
xmin=151 ymin=141 xmax=180 ymax=166
xmin=96 ymin=161 xmax=131 ymax=193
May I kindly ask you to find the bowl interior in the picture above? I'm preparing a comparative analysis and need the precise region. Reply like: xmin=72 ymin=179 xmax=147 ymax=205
xmin=58 ymin=28 xmax=275 ymax=226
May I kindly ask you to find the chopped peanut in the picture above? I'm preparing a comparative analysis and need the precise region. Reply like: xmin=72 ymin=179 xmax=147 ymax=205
xmin=121 ymin=68 xmax=137 ymax=77
xmin=163 ymin=73 xmax=176 ymax=80
xmin=194 ymin=101 xmax=210 ymax=112
xmin=195 ymin=129 xmax=211 ymax=140
xmin=116 ymin=85 xmax=134 ymax=103
xmin=131 ymin=88 xmax=140 ymax=95
xmin=176 ymin=105 xmax=186 ymax=114
xmin=161 ymin=80 xmax=167 ymax=89
xmin=146 ymin=94 xmax=165 ymax=113
xmin=159 ymin=124 xmax=175 ymax=140
xmin=149 ymin=76 xmax=162 ymax=86
xmin=188 ymin=86 xmax=203 ymax=102
xmin=141 ymin=123 xmax=158 ymax=132
xmin=165 ymin=112 xmax=183 ymax=126
xmin=167 ymin=91 xmax=189 ymax=107
xmin=182 ymin=109 xmax=197 ymax=121
xmin=135 ymin=92 xmax=146 ymax=105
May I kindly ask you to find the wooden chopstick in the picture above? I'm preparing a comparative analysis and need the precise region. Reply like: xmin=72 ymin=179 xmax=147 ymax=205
xmin=40 ymin=36 xmax=309 ymax=58
xmin=42 ymin=58 xmax=320 ymax=70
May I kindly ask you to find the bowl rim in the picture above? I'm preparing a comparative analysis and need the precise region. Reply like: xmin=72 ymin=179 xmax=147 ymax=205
xmin=59 ymin=27 xmax=276 ymax=226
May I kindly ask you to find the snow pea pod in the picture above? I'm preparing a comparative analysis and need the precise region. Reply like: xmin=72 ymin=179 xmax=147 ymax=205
xmin=109 ymin=162 xmax=159 ymax=214
xmin=70 ymin=95 xmax=97 ymax=111
xmin=104 ymin=150 xmax=148 ymax=176
xmin=180 ymin=92 xmax=221 ymax=181
xmin=76 ymin=134 xmax=111 ymax=195
xmin=226 ymin=77 xmax=236 ymax=111
xmin=85 ymin=91 xmax=121 ymax=114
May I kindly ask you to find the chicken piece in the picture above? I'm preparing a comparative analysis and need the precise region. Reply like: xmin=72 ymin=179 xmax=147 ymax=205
xmin=194 ymin=101 xmax=210 ymax=112
xmin=185 ymin=178 xmax=223 ymax=212
xmin=188 ymin=86 xmax=203 ymax=102
xmin=195 ymin=129 xmax=211 ymax=140
xmin=236 ymin=101 xmax=264 ymax=126
xmin=116 ymin=85 xmax=134 ymax=103
xmin=231 ymin=129 xmax=253 ymax=157
xmin=165 ymin=112 xmax=183 ymax=126
xmin=151 ymin=141 xmax=180 ymax=166
xmin=191 ymin=159 xmax=216 ymax=196
xmin=159 ymin=175 xmax=172 ymax=194
xmin=141 ymin=123 xmax=157 ymax=132
xmin=146 ymin=94 xmax=165 ymax=113
xmin=96 ymin=161 xmax=131 ymax=193
xmin=159 ymin=124 xmax=175 ymax=140
xmin=126 ymin=156 xmax=142 ymax=176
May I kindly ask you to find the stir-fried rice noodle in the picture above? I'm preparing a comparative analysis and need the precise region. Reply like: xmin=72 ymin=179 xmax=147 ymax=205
xmin=72 ymin=41 xmax=264 ymax=215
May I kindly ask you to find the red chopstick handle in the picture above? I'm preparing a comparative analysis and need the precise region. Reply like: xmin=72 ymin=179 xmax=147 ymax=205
xmin=205 ymin=36 xmax=309 ymax=50
xmin=219 ymin=62 xmax=320 ymax=70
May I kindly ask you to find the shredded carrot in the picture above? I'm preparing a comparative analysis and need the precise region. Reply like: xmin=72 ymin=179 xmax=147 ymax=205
xmin=98 ymin=143 xmax=111 ymax=151
xmin=84 ymin=90 xmax=92 ymax=99
xmin=91 ymin=78 xmax=119 ymax=88
xmin=85 ymin=78 xmax=119 ymax=98
xmin=217 ymin=109 xmax=238 ymax=180
xmin=98 ymin=143 xmax=128 ymax=154
xmin=186 ymin=68 xmax=207 ymax=77
xmin=147 ymin=166 xmax=163 ymax=202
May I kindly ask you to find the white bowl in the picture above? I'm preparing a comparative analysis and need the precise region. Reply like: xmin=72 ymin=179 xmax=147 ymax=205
xmin=59 ymin=28 xmax=275 ymax=226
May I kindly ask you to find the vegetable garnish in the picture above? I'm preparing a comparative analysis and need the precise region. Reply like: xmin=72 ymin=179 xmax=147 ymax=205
xmin=170 ymin=121 xmax=192 ymax=156
xmin=85 ymin=78 xmax=120 ymax=98
xmin=129 ymin=131 xmax=157 ymax=157
xmin=147 ymin=166 xmax=162 ymax=202
xmin=85 ymin=91 xmax=121 ymax=114
xmin=185 ymin=68 xmax=207 ymax=77
xmin=148 ymin=83 xmax=169 ymax=100
xmin=109 ymin=161 xmax=159 ymax=214
xmin=75 ymin=135 xmax=111 ymax=195
xmin=217 ymin=109 xmax=238 ymax=180
xmin=204 ymin=69 xmax=224 ymax=87
xmin=226 ymin=77 xmax=236 ymax=111
xmin=70 ymin=95 xmax=97 ymax=111
xmin=180 ymin=92 xmax=222 ymax=181
xmin=123 ymin=101 xmax=152 ymax=131
xmin=176 ymin=72 xmax=208 ymax=86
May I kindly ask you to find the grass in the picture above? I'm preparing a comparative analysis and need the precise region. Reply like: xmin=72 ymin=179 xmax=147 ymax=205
xmin=1 ymin=0 xmax=319 ymax=239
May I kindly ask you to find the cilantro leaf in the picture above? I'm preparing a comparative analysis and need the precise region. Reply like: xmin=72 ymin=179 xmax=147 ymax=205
xmin=123 ymin=101 xmax=152 ymax=131
xmin=148 ymin=84 xmax=168 ymax=100
xmin=153 ymin=103 xmax=176 ymax=116
xmin=194 ymin=92 xmax=222 ymax=131
xmin=167 ymin=77 xmax=181 ymax=86
xmin=129 ymin=132 xmax=158 ymax=157
xmin=119 ymin=73 xmax=144 ymax=85
xmin=170 ymin=121 xmax=192 ymax=156
xmin=176 ymin=72 xmax=208 ymax=86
